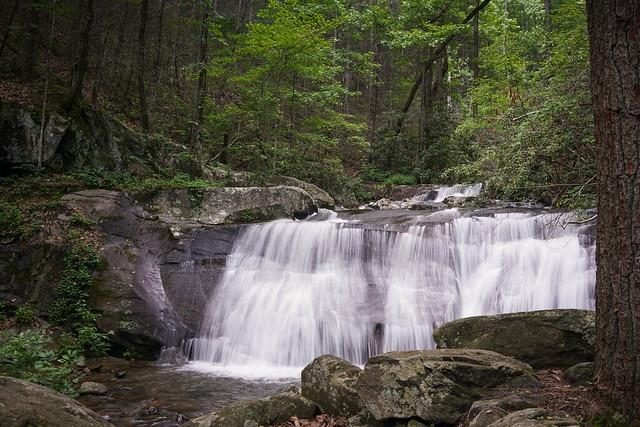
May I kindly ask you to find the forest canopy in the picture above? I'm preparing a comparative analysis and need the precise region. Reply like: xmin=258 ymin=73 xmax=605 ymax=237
xmin=0 ymin=0 xmax=594 ymax=206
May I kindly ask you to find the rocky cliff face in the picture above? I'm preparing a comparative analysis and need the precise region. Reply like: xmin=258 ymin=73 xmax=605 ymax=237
xmin=0 ymin=186 xmax=317 ymax=358
xmin=0 ymin=101 xmax=200 ymax=176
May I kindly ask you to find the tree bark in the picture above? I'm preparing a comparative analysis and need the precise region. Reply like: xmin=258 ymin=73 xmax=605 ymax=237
xmin=190 ymin=0 xmax=210 ymax=159
xmin=138 ymin=0 xmax=151 ymax=131
xmin=0 ymin=0 xmax=20 ymax=61
xmin=543 ymin=0 xmax=552 ymax=32
xmin=587 ymin=0 xmax=640 ymax=420
xmin=66 ymin=0 xmax=94 ymax=110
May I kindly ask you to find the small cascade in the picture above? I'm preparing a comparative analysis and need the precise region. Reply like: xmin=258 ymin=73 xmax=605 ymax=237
xmin=414 ymin=183 xmax=483 ymax=202
xmin=186 ymin=210 xmax=595 ymax=376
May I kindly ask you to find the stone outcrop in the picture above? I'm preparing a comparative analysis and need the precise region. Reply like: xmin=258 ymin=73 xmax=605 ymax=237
xmin=186 ymin=386 xmax=317 ymax=427
xmin=433 ymin=309 xmax=595 ymax=368
xmin=354 ymin=349 xmax=534 ymax=425
xmin=0 ymin=186 xmax=316 ymax=357
xmin=0 ymin=101 xmax=200 ymax=176
xmin=301 ymin=354 xmax=364 ymax=416
xmin=0 ymin=376 xmax=113 ymax=427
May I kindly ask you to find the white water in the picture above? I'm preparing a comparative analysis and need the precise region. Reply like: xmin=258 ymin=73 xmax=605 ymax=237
xmin=414 ymin=183 xmax=483 ymax=202
xmin=186 ymin=210 xmax=595 ymax=377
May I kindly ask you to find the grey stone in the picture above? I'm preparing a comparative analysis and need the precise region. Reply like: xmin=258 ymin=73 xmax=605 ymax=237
xmin=185 ymin=388 xmax=317 ymax=427
xmin=487 ymin=408 xmax=580 ymax=426
xmin=355 ymin=349 xmax=534 ymax=425
xmin=433 ymin=309 xmax=595 ymax=368
xmin=79 ymin=382 xmax=108 ymax=396
xmin=564 ymin=362 xmax=594 ymax=385
xmin=301 ymin=354 xmax=363 ymax=416
xmin=0 ymin=376 xmax=113 ymax=427
xmin=469 ymin=407 xmax=509 ymax=427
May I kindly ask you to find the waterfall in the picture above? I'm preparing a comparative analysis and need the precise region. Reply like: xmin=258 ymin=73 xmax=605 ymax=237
xmin=186 ymin=210 xmax=595 ymax=377
xmin=414 ymin=183 xmax=483 ymax=202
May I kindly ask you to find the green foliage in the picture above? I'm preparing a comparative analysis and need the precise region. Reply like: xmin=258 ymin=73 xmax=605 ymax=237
xmin=383 ymin=173 xmax=417 ymax=186
xmin=0 ymin=200 xmax=42 ymax=241
xmin=69 ymin=212 xmax=95 ymax=228
xmin=15 ymin=305 xmax=37 ymax=326
xmin=590 ymin=410 xmax=631 ymax=427
xmin=0 ymin=330 xmax=82 ymax=395
xmin=70 ymin=170 xmax=220 ymax=192
xmin=49 ymin=237 xmax=101 ymax=328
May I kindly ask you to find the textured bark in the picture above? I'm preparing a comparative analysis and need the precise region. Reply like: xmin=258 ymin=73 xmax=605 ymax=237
xmin=138 ymin=0 xmax=151 ymax=131
xmin=66 ymin=0 xmax=94 ymax=110
xmin=190 ymin=1 xmax=210 ymax=159
xmin=587 ymin=0 xmax=640 ymax=420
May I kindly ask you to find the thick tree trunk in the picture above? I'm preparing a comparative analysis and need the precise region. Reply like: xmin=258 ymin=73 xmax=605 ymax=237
xmin=138 ymin=0 xmax=151 ymax=131
xmin=587 ymin=0 xmax=640 ymax=420
xmin=66 ymin=0 xmax=94 ymax=110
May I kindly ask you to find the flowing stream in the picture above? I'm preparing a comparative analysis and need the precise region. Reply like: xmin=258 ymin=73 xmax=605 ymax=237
xmin=186 ymin=201 xmax=596 ymax=378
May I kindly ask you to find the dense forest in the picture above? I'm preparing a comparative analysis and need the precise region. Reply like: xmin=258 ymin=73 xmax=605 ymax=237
xmin=0 ymin=0 xmax=593 ymax=205
xmin=3 ymin=0 xmax=640 ymax=426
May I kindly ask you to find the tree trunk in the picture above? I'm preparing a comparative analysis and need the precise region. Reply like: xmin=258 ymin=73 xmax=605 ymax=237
xmin=543 ymin=0 xmax=552 ymax=32
xmin=152 ymin=0 xmax=165 ymax=103
xmin=19 ymin=1 xmax=39 ymax=81
xmin=0 ymin=0 xmax=20 ymax=61
xmin=395 ymin=0 xmax=491 ymax=134
xmin=587 ymin=0 xmax=640 ymax=420
xmin=138 ymin=0 xmax=151 ymax=131
xmin=66 ymin=0 xmax=94 ymax=110
xmin=190 ymin=1 xmax=210 ymax=159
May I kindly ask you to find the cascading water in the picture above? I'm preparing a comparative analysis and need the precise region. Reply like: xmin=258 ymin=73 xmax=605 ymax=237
xmin=414 ymin=183 xmax=483 ymax=202
xmin=186 ymin=208 xmax=595 ymax=377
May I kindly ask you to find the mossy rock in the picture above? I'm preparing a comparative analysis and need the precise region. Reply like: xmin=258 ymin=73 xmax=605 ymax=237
xmin=354 ymin=349 xmax=535 ymax=425
xmin=186 ymin=386 xmax=317 ymax=427
xmin=301 ymin=354 xmax=364 ymax=417
xmin=433 ymin=309 xmax=595 ymax=368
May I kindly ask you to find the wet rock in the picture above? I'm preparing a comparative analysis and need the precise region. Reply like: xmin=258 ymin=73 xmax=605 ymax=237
xmin=0 ymin=376 xmax=113 ymax=426
xmin=301 ymin=354 xmax=364 ymax=416
xmin=564 ymin=362 xmax=594 ymax=385
xmin=185 ymin=386 xmax=317 ymax=427
xmin=433 ymin=309 xmax=595 ymax=368
xmin=115 ymin=371 xmax=127 ymax=379
xmin=274 ymin=176 xmax=335 ymax=209
xmin=79 ymin=382 xmax=109 ymax=396
xmin=487 ymin=408 xmax=580 ymax=426
xmin=443 ymin=195 xmax=472 ymax=207
xmin=354 ymin=349 xmax=534 ymax=425
xmin=467 ymin=395 xmax=542 ymax=427
xmin=469 ymin=407 xmax=509 ymax=427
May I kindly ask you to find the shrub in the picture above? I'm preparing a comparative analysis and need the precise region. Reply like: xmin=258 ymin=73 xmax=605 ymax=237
xmin=383 ymin=174 xmax=417 ymax=186
xmin=15 ymin=305 xmax=37 ymax=326
xmin=0 ymin=330 xmax=82 ymax=395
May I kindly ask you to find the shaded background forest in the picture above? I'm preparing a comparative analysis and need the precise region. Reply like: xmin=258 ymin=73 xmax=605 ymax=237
xmin=0 ymin=0 xmax=594 ymax=206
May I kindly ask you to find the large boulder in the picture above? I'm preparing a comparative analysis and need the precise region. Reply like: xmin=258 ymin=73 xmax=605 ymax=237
xmin=433 ymin=310 xmax=595 ymax=368
xmin=487 ymin=408 xmax=580 ymax=427
xmin=185 ymin=386 xmax=317 ymax=427
xmin=0 ymin=376 xmax=113 ymax=427
xmin=142 ymin=186 xmax=317 ymax=225
xmin=354 ymin=349 xmax=534 ymax=425
xmin=564 ymin=362 xmax=595 ymax=385
xmin=301 ymin=355 xmax=364 ymax=416
xmin=274 ymin=176 xmax=335 ymax=209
